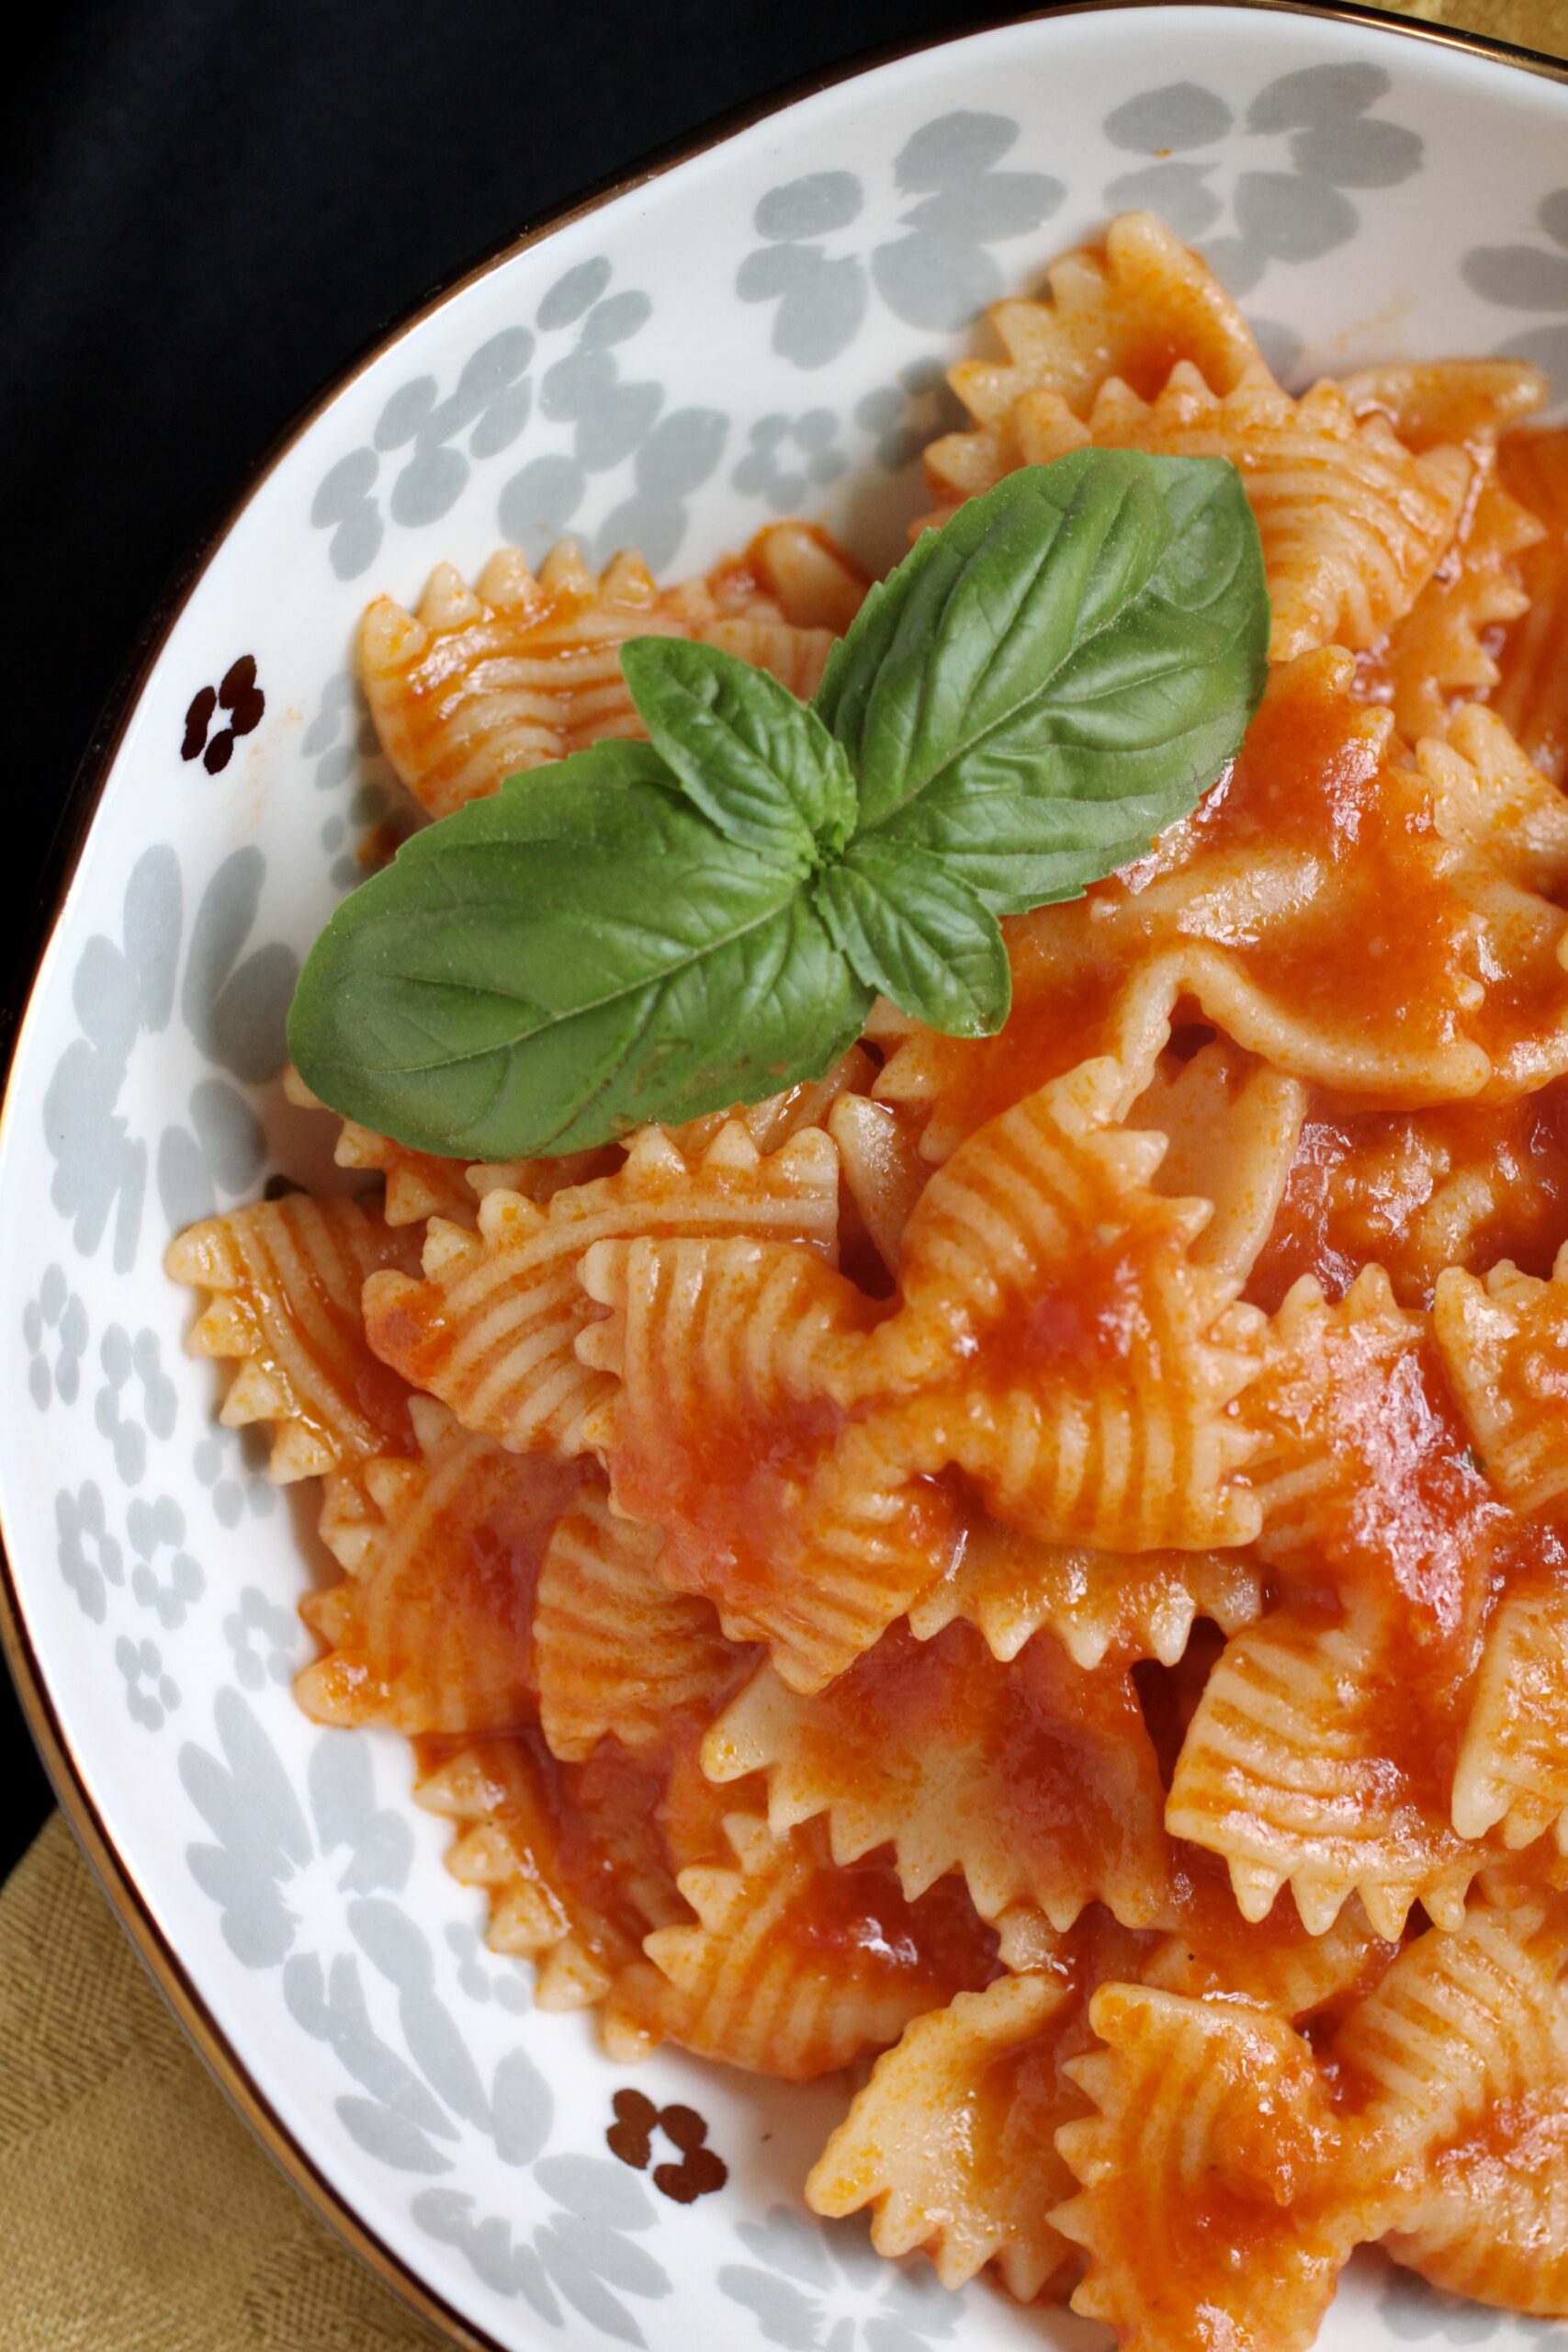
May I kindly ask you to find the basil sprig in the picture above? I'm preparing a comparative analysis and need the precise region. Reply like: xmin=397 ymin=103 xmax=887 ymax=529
xmin=288 ymin=449 xmax=1268 ymax=1159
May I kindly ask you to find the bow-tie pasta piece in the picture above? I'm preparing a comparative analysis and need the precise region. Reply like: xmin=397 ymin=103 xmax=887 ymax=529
xmin=806 ymin=1972 xmax=1082 ymax=2301
xmin=1244 ymin=1265 xmax=1418 ymax=1549
xmin=280 ymin=1064 xmax=482 ymax=1227
xmin=359 ymin=532 xmax=860 ymax=819
xmin=1244 ymin=1264 xmax=1496 ymax=1596
xmin=1166 ymin=1591 xmax=1483 ymax=1940
xmin=423 ymin=1715 xmax=742 ymax=2042
xmin=578 ymin=1234 xmax=948 ymax=1690
xmin=1339 ymin=359 xmax=1547 ymax=455
xmin=415 ymin=1736 xmax=679 ymax=2015
xmin=923 ymin=215 xmax=1471 ymax=664
xmin=907 ymin=1514 xmax=1263 ymax=1671
xmin=298 ymin=1396 xmax=585 ymax=1733
xmin=1495 ymin=428 xmax=1568 ymax=790
xmin=1416 ymin=706 xmax=1568 ymax=1093
xmin=873 ymin=654 xmax=1506 ymax=1163
xmin=166 ymin=1193 xmax=422 ymax=1481
xmin=1451 ymin=1577 xmax=1568 ymax=1849
xmin=364 ymin=1122 xmax=840 ymax=1463
xmin=1131 ymin=1040 xmax=1307 ymax=1288
xmin=703 ymin=1621 xmax=1172 ymax=1932
xmin=925 ymin=209 xmax=1272 ymax=512
xmin=988 ymin=367 xmax=1470 ymax=664
xmin=1215 ymin=1275 xmax=1507 ymax=1931
xmin=1354 ymin=467 xmax=1543 ymax=744
xmin=1338 ymin=1890 xmax=1568 ymax=2155
xmin=1247 ymin=1090 xmax=1568 ymax=1317
xmin=875 ymin=1046 xmax=1182 ymax=1374
xmin=533 ymin=1488 xmax=746 ymax=1762
xmin=1055 ymin=1984 xmax=1358 ymax=2352
xmin=1387 ymin=2117 xmax=1568 ymax=2317
xmin=860 ymin=1050 xmax=1263 ymax=1553
xmin=1142 ymin=1895 xmax=1399 ymax=2025
xmin=1335 ymin=1893 xmax=1568 ymax=2314
xmin=1338 ymin=357 xmax=1545 ymax=744
xmin=866 ymin=947 xmax=1177 ymax=1170
xmin=1435 ymin=1243 xmax=1568 ymax=1511
xmin=609 ymin=1811 xmax=997 ymax=2079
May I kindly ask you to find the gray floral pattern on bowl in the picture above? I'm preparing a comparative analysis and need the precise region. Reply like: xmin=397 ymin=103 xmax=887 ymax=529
xmin=1102 ymin=64 xmax=1421 ymax=302
xmin=737 ymin=110 xmax=1065 ymax=366
xmin=5 ymin=9 xmax=1567 ymax=2349
xmin=312 ymin=256 xmax=732 ymax=581
xmin=180 ymin=1688 xmax=686 ymax=2342
xmin=721 ymin=2203 xmax=966 ymax=2352
xmin=1463 ymin=187 xmax=1568 ymax=389
xmin=43 ymin=843 xmax=289 ymax=1273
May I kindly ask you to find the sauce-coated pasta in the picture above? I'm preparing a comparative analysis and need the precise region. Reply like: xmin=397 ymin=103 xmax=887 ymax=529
xmin=171 ymin=213 xmax=1568 ymax=2348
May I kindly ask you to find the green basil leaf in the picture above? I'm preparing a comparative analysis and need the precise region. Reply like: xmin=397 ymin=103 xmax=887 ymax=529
xmin=874 ymin=768 xmax=1199 ymax=915
xmin=814 ymin=841 xmax=1011 ymax=1038
xmin=290 ymin=447 xmax=1272 ymax=1159
xmin=287 ymin=739 xmax=870 ymax=1159
xmin=814 ymin=449 xmax=1268 ymax=899
xmin=621 ymin=636 xmax=855 ymax=866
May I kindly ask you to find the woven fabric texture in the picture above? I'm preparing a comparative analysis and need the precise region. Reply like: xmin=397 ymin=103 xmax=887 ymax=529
xmin=0 ymin=1815 xmax=444 ymax=2349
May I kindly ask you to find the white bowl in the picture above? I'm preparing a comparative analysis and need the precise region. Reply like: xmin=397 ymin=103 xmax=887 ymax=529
xmin=6 ymin=7 xmax=1568 ymax=2346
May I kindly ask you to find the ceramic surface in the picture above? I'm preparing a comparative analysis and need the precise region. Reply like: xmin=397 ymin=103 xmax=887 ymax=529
xmin=6 ymin=8 xmax=1568 ymax=2345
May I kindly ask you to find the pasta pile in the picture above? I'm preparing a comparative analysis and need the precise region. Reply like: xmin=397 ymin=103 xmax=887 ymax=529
xmin=170 ymin=215 xmax=1568 ymax=2347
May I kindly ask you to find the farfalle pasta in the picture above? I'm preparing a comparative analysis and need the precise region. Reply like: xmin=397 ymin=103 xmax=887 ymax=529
xmin=170 ymin=213 xmax=1568 ymax=2347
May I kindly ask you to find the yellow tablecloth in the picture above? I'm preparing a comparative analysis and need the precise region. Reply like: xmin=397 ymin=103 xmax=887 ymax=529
xmin=1396 ymin=0 xmax=1568 ymax=41
xmin=0 ymin=1813 xmax=447 ymax=2350
xmin=4 ymin=6 xmax=1566 ymax=2343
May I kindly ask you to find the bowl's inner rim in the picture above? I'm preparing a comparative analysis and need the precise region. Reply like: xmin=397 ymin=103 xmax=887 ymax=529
xmin=6 ymin=7 xmax=1568 ymax=2350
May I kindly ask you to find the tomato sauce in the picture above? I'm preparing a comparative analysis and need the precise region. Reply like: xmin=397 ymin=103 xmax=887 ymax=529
xmin=886 ymin=651 xmax=1491 ymax=1155
xmin=784 ymin=1852 xmax=998 ymax=1995
xmin=1248 ymin=1084 xmax=1568 ymax=1312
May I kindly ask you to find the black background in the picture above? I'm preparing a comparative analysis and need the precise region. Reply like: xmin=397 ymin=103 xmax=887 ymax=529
xmin=0 ymin=0 xmax=1517 ymax=1881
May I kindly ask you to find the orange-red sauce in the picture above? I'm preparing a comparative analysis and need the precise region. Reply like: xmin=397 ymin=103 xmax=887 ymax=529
xmin=772 ymin=1619 xmax=1168 ymax=1925
xmin=784 ymin=1853 xmax=998 ymax=1995
xmin=888 ymin=654 xmax=1480 ymax=1151
xmin=1496 ymin=429 xmax=1568 ymax=787
xmin=1249 ymin=1086 xmax=1568 ymax=1313
xmin=380 ymin=431 xmax=1568 ymax=2180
